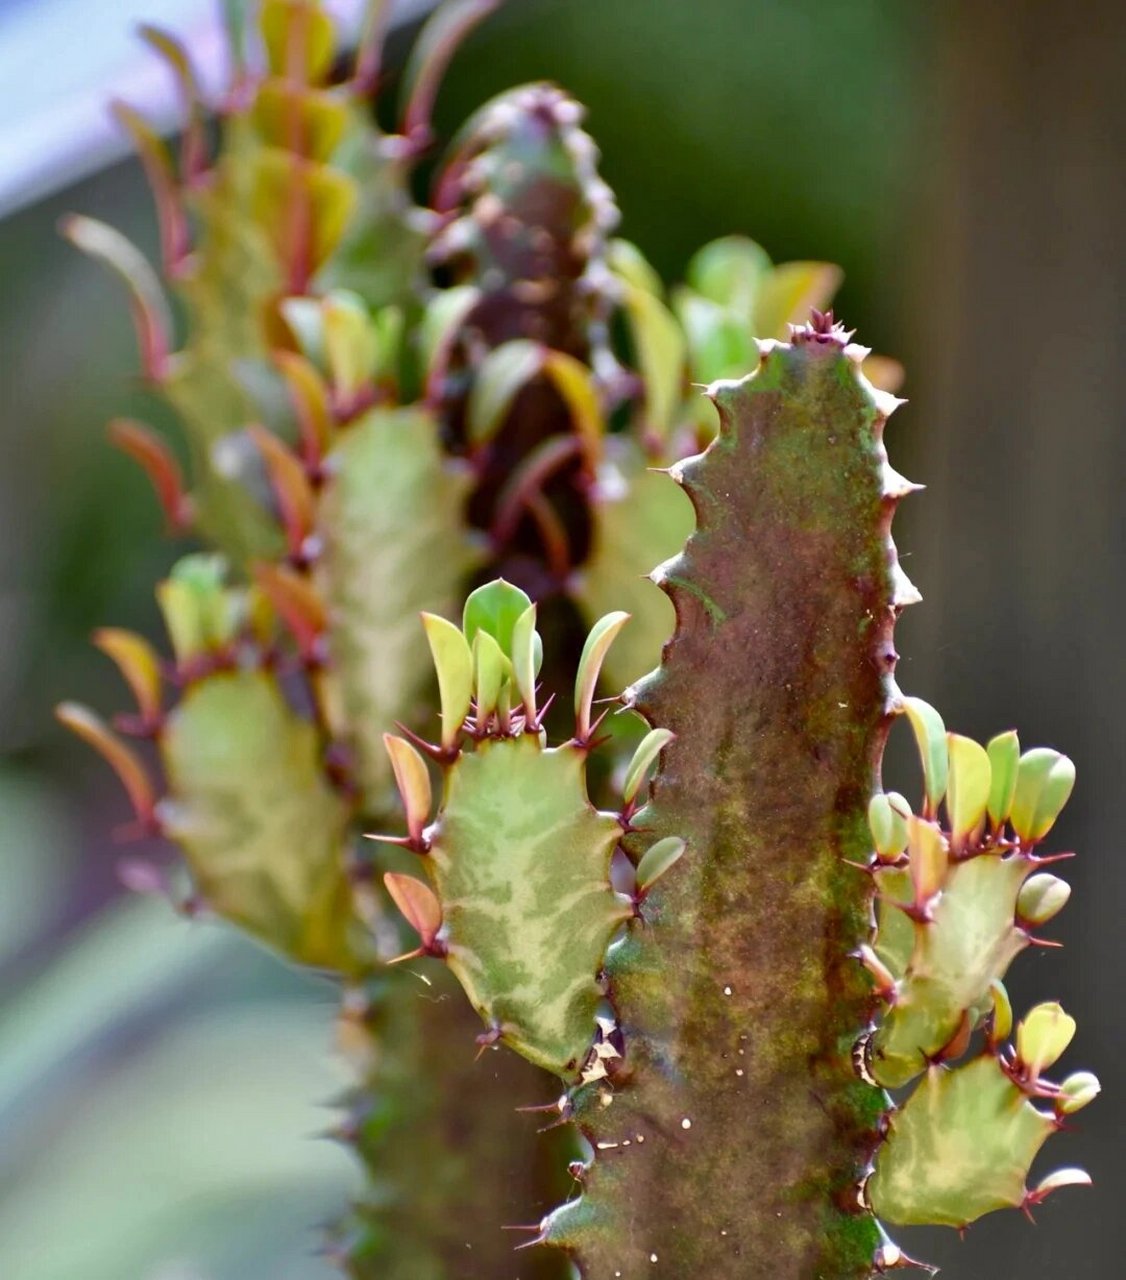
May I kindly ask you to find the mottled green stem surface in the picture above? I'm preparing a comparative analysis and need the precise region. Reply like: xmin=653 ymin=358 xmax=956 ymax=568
xmin=550 ymin=322 xmax=913 ymax=1277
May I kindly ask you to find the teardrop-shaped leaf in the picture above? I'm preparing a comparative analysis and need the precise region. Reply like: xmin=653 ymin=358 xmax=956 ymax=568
xmin=383 ymin=872 xmax=442 ymax=948
xmin=421 ymin=613 xmax=474 ymax=751
xmin=462 ymin=579 xmax=532 ymax=659
xmin=1016 ymin=873 xmax=1071 ymax=926
xmin=635 ymin=836 xmax=685 ymax=893
xmin=945 ymin=733 xmax=991 ymax=850
xmin=251 ymin=561 xmax=326 ymax=657
xmin=472 ymin=630 xmax=509 ymax=723
xmin=902 ymin=697 xmax=948 ymax=816
xmin=574 ymin=612 xmax=630 ymax=741
xmin=383 ymin=735 xmax=433 ymax=844
xmin=868 ymin=792 xmax=909 ymax=860
xmin=247 ymin=425 xmax=316 ymax=553
xmin=1016 ymin=1001 xmax=1076 ymax=1077
xmin=986 ymin=729 xmax=1020 ymax=827
xmin=686 ymin=235 xmax=771 ymax=311
xmin=1011 ymin=748 xmax=1076 ymax=843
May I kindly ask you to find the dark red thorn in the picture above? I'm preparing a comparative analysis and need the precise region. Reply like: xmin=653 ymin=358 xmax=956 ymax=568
xmin=1029 ymin=850 xmax=1076 ymax=866
xmin=392 ymin=720 xmax=453 ymax=764
xmin=501 ymin=1223 xmax=542 ymax=1233
xmin=1023 ymin=933 xmax=1065 ymax=949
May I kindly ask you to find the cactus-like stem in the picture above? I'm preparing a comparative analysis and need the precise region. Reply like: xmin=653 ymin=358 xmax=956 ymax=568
xmin=547 ymin=317 xmax=912 ymax=1277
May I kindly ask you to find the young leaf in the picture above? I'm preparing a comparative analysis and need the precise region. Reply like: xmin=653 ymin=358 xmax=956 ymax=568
xmin=902 ymin=697 xmax=948 ymax=817
xmin=574 ymin=612 xmax=630 ymax=742
xmin=421 ymin=613 xmax=474 ymax=751
xmin=462 ymin=579 xmax=533 ymax=659
xmin=623 ymin=728 xmax=675 ymax=806
xmin=635 ymin=836 xmax=685 ymax=894
xmin=383 ymin=735 xmax=433 ymax=845
xmin=945 ymin=733 xmax=991 ymax=850
xmin=1011 ymin=748 xmax=1076 ymax=843
xmin=383 ymin=872 xmax=443 ymax=950
xmin=986 ymin=729 xmax=1020 ymax=827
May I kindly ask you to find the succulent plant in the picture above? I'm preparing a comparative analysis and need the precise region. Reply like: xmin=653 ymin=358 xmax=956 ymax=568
xmin=58 ymin=2 xmax=1095 ymax=1277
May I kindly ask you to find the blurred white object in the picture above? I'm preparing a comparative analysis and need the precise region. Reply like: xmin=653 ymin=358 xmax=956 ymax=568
xmin=0 ymin=0 xmax=439 ymax=218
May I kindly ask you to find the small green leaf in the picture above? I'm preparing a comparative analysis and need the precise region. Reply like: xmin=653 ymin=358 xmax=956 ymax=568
xmin=623 ymin=728 xmax=675 ymax=805
xmin=462 ymin=579 xmax=533 ymax=660
xmin=472 ymin=630 xmax=509 ymax=722
xmin=574 ymin=612 xmax=630 ymax=741
xmin=1010 ymin=748 xmax=1076 ymax=843
xmin=986 ymin=730 xmax=1020 ymax=827
xmin=466 ymin=340 xmax=544 ymax=445
xmin=509 ymin=604 xmax=540 ymax=721
xmin=421 ymin=614 xmax=474 ymax=751
xmin=635 ymin=836 xmax=685 ymax=893
xmin=868 ymin=792 xmax=909 ymax=860
xmin=1016 ymin=1001 xmax=1076 ymax=1076
xmin=1016 ymin=873 xmax=1071 ymax=926
xmin=945 ymin=733 xmax=991 ymax=850
xmin=902 ymin=697 xmax=948 ymax=816
xmin=1057 ymin=1071 xmax=1101 ymax=1114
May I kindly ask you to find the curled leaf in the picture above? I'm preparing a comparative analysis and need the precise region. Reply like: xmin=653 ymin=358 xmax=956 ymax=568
xmin=623 ymin=728 xmax=675 ymax=806
xmin=55 ymin=703 xmax=156 ymax=826
xmin=635 ymin=836 xmax=685 ymax=894
xmin=574 ymin=612 xmax=630 ymax=742
xmin=92 ymin=628 xmax=163 ymax=724
xmin=902 ymin=697 xmax=948 ymax=817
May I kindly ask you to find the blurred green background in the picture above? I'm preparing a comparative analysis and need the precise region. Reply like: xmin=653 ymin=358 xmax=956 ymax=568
xmin=2 ymin=1 xmax=1123 ymax=1277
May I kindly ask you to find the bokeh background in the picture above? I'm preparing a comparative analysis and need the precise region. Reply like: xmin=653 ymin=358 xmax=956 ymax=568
xmin=1 ymin=1 xmax=1122 ymax=1277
